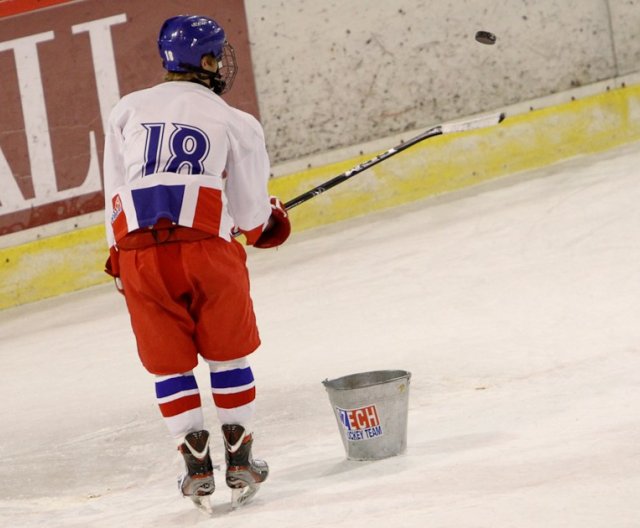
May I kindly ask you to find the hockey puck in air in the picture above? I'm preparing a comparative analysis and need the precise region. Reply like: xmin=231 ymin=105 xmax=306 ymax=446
xmin=475 ymin=30 xmax=497 ymax=45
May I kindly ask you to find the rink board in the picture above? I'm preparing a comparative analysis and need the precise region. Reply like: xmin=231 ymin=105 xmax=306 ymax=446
xmin=2 ymin=83 xmax=639 ymax=309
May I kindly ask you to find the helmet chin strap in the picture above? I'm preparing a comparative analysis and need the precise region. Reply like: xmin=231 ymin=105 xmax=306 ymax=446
xmin=211 ymin=75 xmax=227 ymax=95
xmin=178 ymin=63 xmax=226 ymax=95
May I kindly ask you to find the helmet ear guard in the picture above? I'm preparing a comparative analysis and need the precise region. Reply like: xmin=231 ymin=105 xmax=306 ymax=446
xmin=158 ymin=15 xmax=238 ymax=94
xmin=177 ymin=42 xmax=237 ymax=95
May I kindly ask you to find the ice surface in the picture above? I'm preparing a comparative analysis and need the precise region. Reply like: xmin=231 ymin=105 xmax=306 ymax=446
xmin=1 ymin=142 xmax=640 ymax=527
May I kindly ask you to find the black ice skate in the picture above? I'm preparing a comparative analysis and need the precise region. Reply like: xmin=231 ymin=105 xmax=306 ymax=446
xmin=178 ymin=430 xmax=215 ymax=512
xmin=222 ymin=424 xmax=269 ymax=508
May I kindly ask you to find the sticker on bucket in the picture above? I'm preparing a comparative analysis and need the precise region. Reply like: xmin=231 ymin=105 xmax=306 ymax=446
xmin=336 ymin=404 xmax=383 ymax=441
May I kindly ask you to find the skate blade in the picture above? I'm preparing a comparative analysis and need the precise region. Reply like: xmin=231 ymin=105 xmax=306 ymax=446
xmin=231 ymin=483 xmax=260 ymax=509
xmin=190 ymin=495 xmax=214 ymax=514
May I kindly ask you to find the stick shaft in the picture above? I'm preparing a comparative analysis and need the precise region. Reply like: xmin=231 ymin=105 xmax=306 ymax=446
xmin=284 ymin=111 xmax=505 ymax=211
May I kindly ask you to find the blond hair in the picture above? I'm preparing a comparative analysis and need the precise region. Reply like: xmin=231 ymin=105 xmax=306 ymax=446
xmin=164 ymin=71 xmax=200 ymax=82
xmin=164 ymin=54 xmax=217 ymax=82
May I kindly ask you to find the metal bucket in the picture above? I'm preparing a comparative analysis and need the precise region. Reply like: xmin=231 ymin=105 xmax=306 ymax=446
xmin=322 ymin=370 xmax=411 ymax=461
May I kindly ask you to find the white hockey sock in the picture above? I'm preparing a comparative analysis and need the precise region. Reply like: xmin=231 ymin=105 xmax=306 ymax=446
xmin=155 ymin=371 xmax=205 ymax=441
xmin=207 ymin=358 xmax=255 ymax=431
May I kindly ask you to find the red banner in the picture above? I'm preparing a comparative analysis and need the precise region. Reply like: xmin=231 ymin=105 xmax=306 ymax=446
xmin=0 ymin=0 xmax=259 ymax=236
xmin=0 ymin=0 xmax=75 ymax=18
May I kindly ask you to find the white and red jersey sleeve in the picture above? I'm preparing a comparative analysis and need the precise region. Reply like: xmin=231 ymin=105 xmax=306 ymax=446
xmin=103 ymin=81 xmax=272 ymax=248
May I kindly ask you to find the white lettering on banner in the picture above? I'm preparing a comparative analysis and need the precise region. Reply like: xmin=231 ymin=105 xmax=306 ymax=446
xmin=72 ymin=14 xmax=126 ymax=135
xmin=0 ymin=14 xmax=127 ymax=215
xmin=0 ymin=31 xmax=56 ymax=208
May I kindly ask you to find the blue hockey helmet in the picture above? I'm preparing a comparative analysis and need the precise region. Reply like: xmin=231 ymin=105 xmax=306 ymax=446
xmin=158 ymin=15 xmax=226 ymax=71
xmin=158 ymin=15 xmax=237 ymax=94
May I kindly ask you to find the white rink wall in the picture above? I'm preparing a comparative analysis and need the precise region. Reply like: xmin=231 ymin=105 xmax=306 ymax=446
xmin=245 ymin=0 xmax=640 ymax=163
xmin=3 ymin=0 xmax=640 ymax=310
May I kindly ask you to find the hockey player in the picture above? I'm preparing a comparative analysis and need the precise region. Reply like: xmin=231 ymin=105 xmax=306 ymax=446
xmin=102 ymin=14 xmax=290 ymax=510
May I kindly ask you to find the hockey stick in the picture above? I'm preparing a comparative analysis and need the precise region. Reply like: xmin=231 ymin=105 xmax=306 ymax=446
xmin=283 ymin=111 xmax=506 ymax=211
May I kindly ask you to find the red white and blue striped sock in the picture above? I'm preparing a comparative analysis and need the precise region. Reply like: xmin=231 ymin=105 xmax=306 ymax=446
xmin=155 ymin=371 xmax=204 ymax=440
xmin=208 ymin=358 xmax=255 ymax=429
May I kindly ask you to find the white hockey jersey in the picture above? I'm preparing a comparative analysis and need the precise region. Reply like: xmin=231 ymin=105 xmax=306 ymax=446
xmin=103 ymin=81 xmax=272 ymax=248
